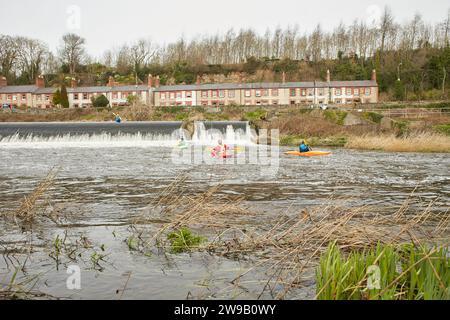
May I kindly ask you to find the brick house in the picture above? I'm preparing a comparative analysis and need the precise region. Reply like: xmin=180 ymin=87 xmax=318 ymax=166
xmin=0 ymin=70 xmax=378 ymax=109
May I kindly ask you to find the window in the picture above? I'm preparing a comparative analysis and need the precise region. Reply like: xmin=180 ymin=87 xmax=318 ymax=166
xmin=335 ymin=89 xmax=341 ymax=96
xmin=160 ymin=93 xmax=166 ymax=100
xmin=262 ymin=89 xmax=269 ymax=97
xmin=201 ymin=91 xmax=208 ymax=98
xmin=73 ymin=94 xmax=78 ymax=100
xmin=186 ymin=91 xmax=192 ymax=98
xmin=261 ymin=100 xmax=268 ymax=105
xmin=219 ymin=90 xmax=225 ymax=98
xmin=22 ymin=94 xmax=26 ymax=100
xmin=212 ymin=90 xmax=218 ymax=98
xmin=346 ymin=88 xmax=352 ymax=96
xmin=245 ymin=90 xmax=251 ymax=97
xmin=228 ymin=90 xmax=235 ymax=98
xmin=272 ymin=89 xmax=279 ymax=96
xmin=365 ymin=88 xmax=371 ymax=96
xmin=12 ymin=95 xmax=17 ymax=101
xmin=255 ymin=90 xmax=261 ymax=97
xmin=354 ymin=88 xmax=360 ymax=96
xmin=201 ymin=101 xmax=208 ymax=106
xmin=335 ymin=99 xmax=342 ymax=104
xmin=245 ymin=100 xmax=252 ymax=106
xmin=272 ymin=100 xmax=279 ymax=105
xmin=219 ymin=101 xmax=225 ymax=106
xmin=318 ymin=88 xmax=324 ymax=96
xmin=290 ymin=100 xmax=296 ymax=105
xmin=290 ymin=89 xmax=297 ymax=97
xmin=307 ymin=89 xmax=314 ymax=96
xmin=301 ymin=89 xmax=306 ymax=97
xmin=113 ymin=92 xmax=118 ymax=99
xmin=169 ymin=92 xmax=175 ymax=99
xmin=176 ymin=91 xmax=182 ymax=99
xmin=45 ymin=95 xmax=50 ymax=101
xmin=83 ymin=93 xmax=88 ymax=100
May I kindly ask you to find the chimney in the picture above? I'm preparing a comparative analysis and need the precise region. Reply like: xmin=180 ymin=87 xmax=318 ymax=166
xmin=36 ymin=75 xmax=45 ymax=88
xmin=196 ymin=75 xmax=201 ymax=85
xmin=70 ymin=78 xmax=77 ymax=88
xmin=108 ymin=76 xmax=115 ymax=87
xmin=326 ymin=69 xmax=331 ymax=83
xmin=155 ymin=76 xmax=160 ymax=88
xmin=282 ymin=72 xmax=286 ymax=84
xmin=148 ymin=74 xmax=153 ymax=87
xmin=0 ymin=76 xmax=7 ymax=87
xmin=371 ymin=69 xmax=377 ymax=82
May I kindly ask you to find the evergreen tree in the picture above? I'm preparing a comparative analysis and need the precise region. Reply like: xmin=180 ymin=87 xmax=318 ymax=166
xmin=52 ymin=89 xmax=61 ymax=107
xmin=60 ymin=85 xmax=69 ymax=108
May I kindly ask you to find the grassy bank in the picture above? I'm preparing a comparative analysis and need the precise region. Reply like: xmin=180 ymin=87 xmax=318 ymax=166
xmin=346 ymin=133 xmax=450 ymax=153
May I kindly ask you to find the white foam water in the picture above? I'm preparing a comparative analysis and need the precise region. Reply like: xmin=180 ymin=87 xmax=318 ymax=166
xmin=0 ymin=122 xmax=256 ymax=148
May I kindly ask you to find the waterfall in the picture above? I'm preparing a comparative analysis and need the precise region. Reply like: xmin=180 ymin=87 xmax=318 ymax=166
xmin=191 ymin=121 xmax=254 ymax=145
xmin=0 ymin=121 xmax=255 ymax=148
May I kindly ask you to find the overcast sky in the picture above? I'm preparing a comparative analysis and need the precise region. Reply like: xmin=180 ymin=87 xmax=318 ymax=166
xmin=1 ymin=0 xmax=449 ymax=58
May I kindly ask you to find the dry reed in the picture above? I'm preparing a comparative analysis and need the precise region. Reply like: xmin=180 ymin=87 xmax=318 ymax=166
xmin=346 ymin=132 xmax=450 ymax=153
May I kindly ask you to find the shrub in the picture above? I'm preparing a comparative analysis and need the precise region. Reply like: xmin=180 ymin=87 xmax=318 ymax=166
xmin=363 ymin=112 xmax=384 ymax=124
xmin=434 ymin=123 xmax=450 ymax=136
xmin=323 ymin=110 xmax=348 ymax=125
xmin=92 ymin=95 xmax=109 ymax=108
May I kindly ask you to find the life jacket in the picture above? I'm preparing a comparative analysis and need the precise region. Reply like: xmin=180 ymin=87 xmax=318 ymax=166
xmin=300 ymin=144 xmax=309 ymax=153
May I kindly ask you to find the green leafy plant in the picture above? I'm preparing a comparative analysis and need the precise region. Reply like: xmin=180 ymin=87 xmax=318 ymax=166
xmin=316 ymin=242 xmax=450 ymax=300
xmin=167 ymin=228 xmax=205 ymax=254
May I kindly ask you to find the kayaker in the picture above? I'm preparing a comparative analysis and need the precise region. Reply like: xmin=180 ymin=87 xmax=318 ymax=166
xmin=212 ymin=139 xmax=228 ymax=157
xmin=178 ymin=136 xmax=186 ymax=147
xmin=299 ymin=140 xmax=312 ymax=153
xmin=113 ymin=113 xmax=122 ymax=123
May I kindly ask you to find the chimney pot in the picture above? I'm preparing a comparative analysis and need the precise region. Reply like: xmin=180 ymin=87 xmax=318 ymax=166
xmin=0 ymin=76 xmax=7 ymax=87
xmin=148 ymin=74 xmax=153 ymax=87
xmin=155 ymin=76 xmax=160 ymax=88
xmin=282 ymin=72 xmax=286 ymax=84
xmin=326 ymin=69 xmax=331 ymax=83
xmin=196 ymin=75 xmax=201 ymax=85
xmin=371 ymin=69 xmax=377 ymax=82
xmin=108 ymin=76 xmax=115 ymax=87
xmin=36 ymin=75 xmax=45 ymax=88
xmin=71 ymin=78 xmax=77 ymax=88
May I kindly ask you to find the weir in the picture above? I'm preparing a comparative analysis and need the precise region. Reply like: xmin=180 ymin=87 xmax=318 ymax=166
xmin=0 ymin=121 xmax=255 ymax=147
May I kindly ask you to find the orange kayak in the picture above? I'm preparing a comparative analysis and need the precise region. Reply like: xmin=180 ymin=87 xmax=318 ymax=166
xmin=285 ymin=151 xmax=332 ymax=157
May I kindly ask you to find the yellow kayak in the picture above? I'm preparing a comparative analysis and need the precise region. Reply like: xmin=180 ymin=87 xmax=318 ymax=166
xmin=285 ymin=151 xmax=332 ymax=157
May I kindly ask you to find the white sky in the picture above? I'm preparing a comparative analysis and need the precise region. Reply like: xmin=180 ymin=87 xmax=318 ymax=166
xmin=1 ymin=0 xmax=449 ymax=58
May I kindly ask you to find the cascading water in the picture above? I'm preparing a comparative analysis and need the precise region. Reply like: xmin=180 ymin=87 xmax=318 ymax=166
xmin=0 ymin=121 xmax=256 ymax=148
xmin=192 ymin=121 xmax=255 ymax=145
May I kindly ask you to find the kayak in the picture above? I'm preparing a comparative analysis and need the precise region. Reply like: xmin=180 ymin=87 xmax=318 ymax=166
xmin=178 ymin=144 xmax=189 ymax=149
xmin=285 ymin=151 xmax=331 ymax=157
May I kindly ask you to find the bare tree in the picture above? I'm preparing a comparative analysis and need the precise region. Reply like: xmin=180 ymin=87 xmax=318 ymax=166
xmin=58 ymin=33 xmax=86 ymax=74
xmin=0 ymin=35 xmax=20 ymax=78
xmin=16 ymin=37 xmax=49 ymax=82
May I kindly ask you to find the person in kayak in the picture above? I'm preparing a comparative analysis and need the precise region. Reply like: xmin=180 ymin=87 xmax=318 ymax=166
xmin=212 ymin=139 xmax=228 ymax=158
xmin=178 ymin=136 xmax=187 ymax=147
xmin=113 ymin=113 xmax=122 ymax=123
xmin=299 ymin=140 xmax=312 ymax=153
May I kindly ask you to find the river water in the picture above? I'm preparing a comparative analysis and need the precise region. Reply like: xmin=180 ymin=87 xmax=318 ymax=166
xmin=0 ymin=122 xmax=448 ymax=299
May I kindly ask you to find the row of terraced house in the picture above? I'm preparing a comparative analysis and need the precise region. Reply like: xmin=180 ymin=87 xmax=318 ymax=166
xmin=0 ymin=70 xmax=378 ymax=109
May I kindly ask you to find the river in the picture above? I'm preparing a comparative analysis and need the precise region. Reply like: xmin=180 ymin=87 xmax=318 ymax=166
xmin=0 ymin=122 xmax=448 ymax=299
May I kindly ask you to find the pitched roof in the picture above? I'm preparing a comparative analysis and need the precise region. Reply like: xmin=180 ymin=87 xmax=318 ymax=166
xmin=68 ymin=85 xmax=149 ymax=94
xmin=155 ymin=80 xmax=378 ymax=91
xmin=0 ymin=85 xmax=39 ymax=94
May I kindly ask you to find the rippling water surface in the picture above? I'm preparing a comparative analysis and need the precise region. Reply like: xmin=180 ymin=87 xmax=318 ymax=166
xmin=0 ymin=122 xmax=448 ymax=299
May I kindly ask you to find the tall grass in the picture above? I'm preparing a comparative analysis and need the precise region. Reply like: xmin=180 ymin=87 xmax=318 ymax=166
xmin=316 ymin=242 xmax=450 ymax=300
xmin=346 ymin=132 xmax=450 ymax=153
